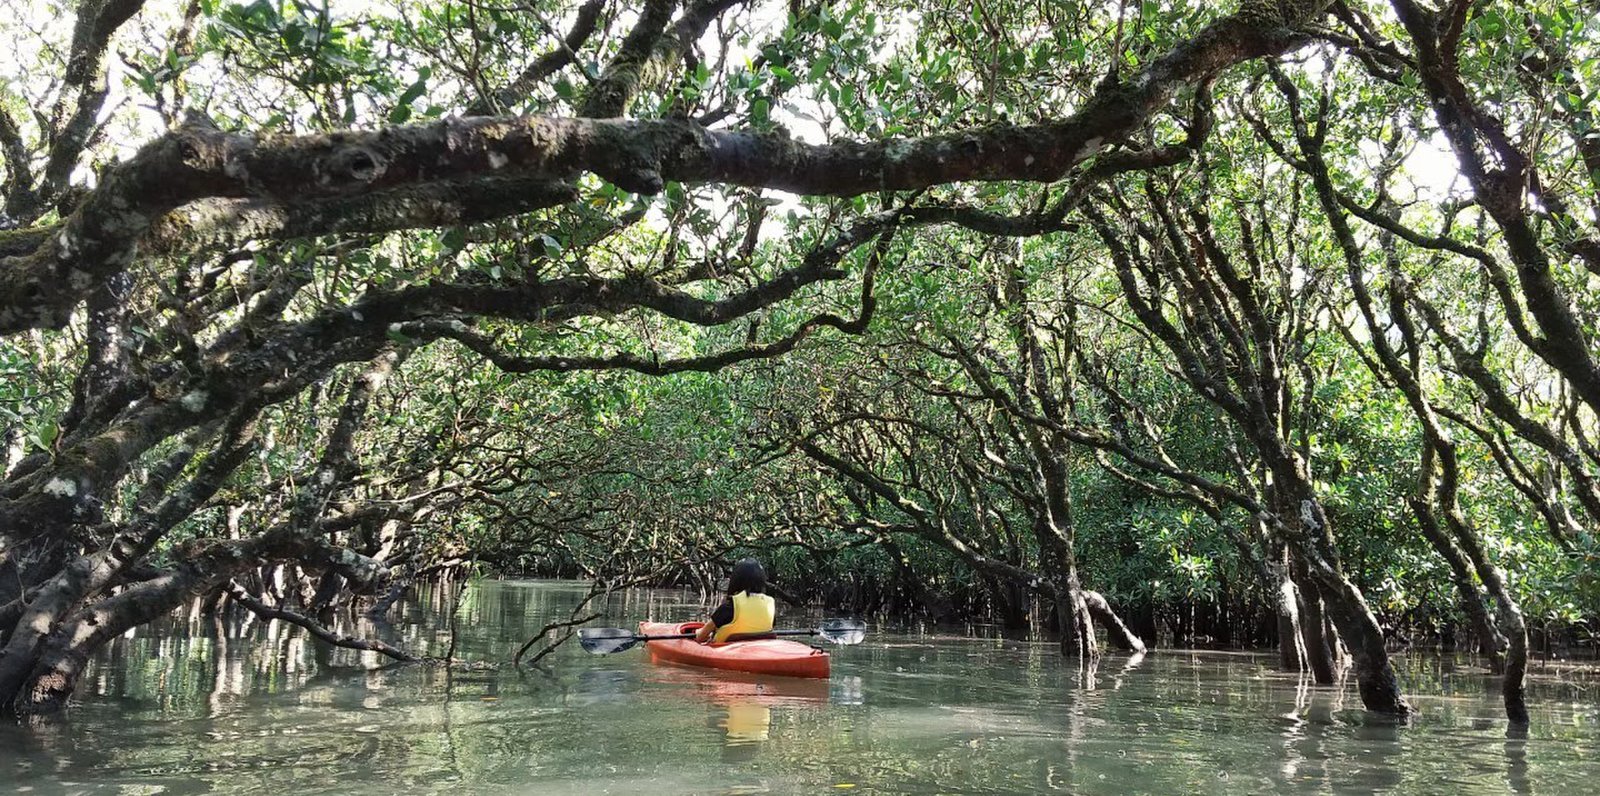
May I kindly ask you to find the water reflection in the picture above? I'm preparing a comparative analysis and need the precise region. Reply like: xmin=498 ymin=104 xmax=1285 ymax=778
xmin=1505 ymin=734 xmax=1532 ymax=795
xmin=571 ymin=668 xmax=634 ymax=705
xmin=1066 ymin=647 xmax=1145 ymax=692
xmin=1351 ymin=717 xmax=1404 ymax=793
xmin=1110 ymin=651 xmax=1145 ymax=690
xmin=830 ymin=675 xmax=864 ymax=705
xmin=631 ymin=665 xmax=835 ymax=761
xmin=720 ymin=701 xmax=771 ymax=748
xmin=2 ymin=579 xmax=1598 ymax=795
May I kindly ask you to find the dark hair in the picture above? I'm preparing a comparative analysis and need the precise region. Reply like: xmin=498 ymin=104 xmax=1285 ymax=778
xmin=727 ymin=558 xmax=767 ymax=595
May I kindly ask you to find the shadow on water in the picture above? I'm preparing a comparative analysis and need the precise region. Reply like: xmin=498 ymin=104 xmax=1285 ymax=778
xmin=3 ymin=579 xmax=1599 ymax=795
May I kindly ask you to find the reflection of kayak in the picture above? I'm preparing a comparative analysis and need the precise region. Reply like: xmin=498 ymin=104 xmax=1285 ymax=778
xmin=643 ymin=663 xmax=832 ymax=702
xmin=639 ymin=621 xmax=830 ymax=679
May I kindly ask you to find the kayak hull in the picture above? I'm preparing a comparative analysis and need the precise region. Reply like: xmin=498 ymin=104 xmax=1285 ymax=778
xmin=639 ymin=621 xmax=831 ymax=679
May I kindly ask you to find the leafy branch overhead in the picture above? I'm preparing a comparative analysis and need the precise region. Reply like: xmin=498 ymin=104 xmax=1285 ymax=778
xmin=2 ymin=0 xmax=1320 ymax=333
xmin=0 ymin=0 xmax=1594 ymax=732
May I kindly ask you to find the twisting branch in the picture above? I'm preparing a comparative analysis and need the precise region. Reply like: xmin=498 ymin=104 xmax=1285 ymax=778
xmin=29 ymin=0 xmax=149 ymax=223
xmin=469 ymin=0 xmax=607 ymax=115
xmin=1390 ymin=0 xmax=1600 ymax=416
xmin=580 ymin=0 xmax=677 ymax=117
xmin=408 ymin=221 xmax=894 ymax=375
xmin=0 ymin=106 xmax=34 ymax=215
xmin=514 ymin=611 xmax=602 ymax=666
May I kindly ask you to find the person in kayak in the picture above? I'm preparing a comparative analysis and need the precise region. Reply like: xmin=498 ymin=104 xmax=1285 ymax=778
xmin=695 ymin=557 xmax=777 ymax=644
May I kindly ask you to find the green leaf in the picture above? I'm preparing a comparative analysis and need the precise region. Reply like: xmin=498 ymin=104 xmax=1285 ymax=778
xmin=397 ymin=75 xmax=428 ymax=106
xmin=441 ymin=228 xmax=467 ymax=251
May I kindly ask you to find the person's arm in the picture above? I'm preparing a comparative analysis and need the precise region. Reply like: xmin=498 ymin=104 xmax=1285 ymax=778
xmin=697 ymin=598 xmax=735 ymax=642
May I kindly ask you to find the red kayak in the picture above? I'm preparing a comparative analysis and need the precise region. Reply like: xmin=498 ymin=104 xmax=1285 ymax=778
xmin=639 ymin=621 xmax=831 ymax=679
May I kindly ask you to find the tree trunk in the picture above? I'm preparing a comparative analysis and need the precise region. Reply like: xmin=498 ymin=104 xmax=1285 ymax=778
xmin=1290 ymin=556 xmax=1337 ymax=684
xmin=1409 ymin=495 xmax=1507 ymax=672
xmin=1054 ymin=577 xmax=1096 ymax=658
xmin=1287 ymin=520 xmax=1408 ymax=715
xmin=1456 ymin=536 xmax=1530 ymax=726
xmin=1290 ymin=487 xmax=1410 ymax=715
xmin=1461 ymin=591 xmax=1507 ymax=666
xmin=13 ymin=570 xmax=200 ymax=714
xmin=1324 ymin=612 xmax=1349 ymax=671
xmin=1500 ymin=607 xmax=1530 ymax=727
xmin=1275 ymin=557 xmax=1306 ymax=671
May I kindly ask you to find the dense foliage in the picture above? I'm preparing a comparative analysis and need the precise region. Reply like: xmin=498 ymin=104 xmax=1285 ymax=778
xmin=2 ymin=0 xmax=1597 ymax=727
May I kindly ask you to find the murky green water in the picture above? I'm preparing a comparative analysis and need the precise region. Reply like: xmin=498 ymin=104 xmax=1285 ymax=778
xmin=3 ymin=580 xmax=1598 ymax=794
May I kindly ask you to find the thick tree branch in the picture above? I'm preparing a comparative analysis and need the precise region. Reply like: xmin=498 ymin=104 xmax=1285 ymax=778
xmin=0 ymin=0 xmax=1327 ymax=334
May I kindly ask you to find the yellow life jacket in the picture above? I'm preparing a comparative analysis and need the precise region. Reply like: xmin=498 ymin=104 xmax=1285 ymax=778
xmin=712 ymin=591 xmax=776 ymax=643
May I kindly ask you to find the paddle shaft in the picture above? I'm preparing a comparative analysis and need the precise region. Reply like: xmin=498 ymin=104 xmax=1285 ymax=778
xmin=634 ymin=629 xmax=820 ymax=643
xmin=579 ymin=621 xmax=862 ymax=654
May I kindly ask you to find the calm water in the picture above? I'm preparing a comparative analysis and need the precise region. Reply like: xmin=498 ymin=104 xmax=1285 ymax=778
xmin=3 ymin=579 xmax=1598 ymax=794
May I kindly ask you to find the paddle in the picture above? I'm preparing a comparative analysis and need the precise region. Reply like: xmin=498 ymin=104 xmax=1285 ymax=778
xmin=577 ymin=619 xmax=868 ymax=656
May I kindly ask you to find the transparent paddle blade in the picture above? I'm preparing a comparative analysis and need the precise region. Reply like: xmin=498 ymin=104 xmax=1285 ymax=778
xmin=818 ymin=618 xmax=867 ymax=645
xmin=577 ymin=627 xmax=641 ymax=655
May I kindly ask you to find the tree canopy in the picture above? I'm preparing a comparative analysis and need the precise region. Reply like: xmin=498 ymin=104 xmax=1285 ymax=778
xmin=2 ymin=0 xmax=1597 ymax=727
